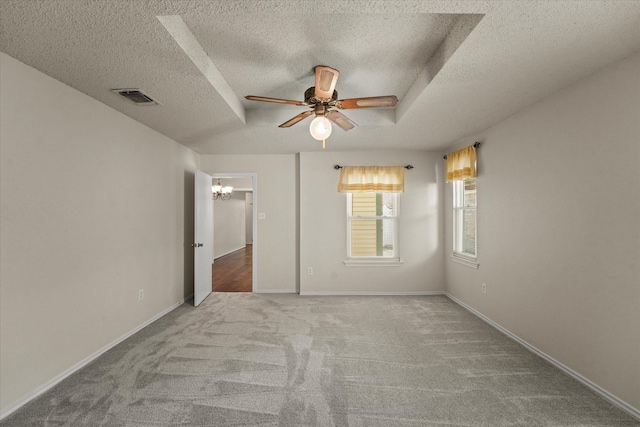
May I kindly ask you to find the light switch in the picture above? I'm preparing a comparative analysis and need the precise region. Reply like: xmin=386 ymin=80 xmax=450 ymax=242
xmin=258 ymin=212 xmax=266 ymax=220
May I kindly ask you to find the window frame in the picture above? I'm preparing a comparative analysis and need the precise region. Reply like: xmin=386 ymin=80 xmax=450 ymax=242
xmin=452 ymin=178 xmax=479 ymax=268
xmin=344 ymin=192 xmax=403 ymax=267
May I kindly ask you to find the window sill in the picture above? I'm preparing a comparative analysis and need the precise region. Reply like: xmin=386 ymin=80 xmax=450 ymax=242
xmin=344 ymin=259 xmax=404 ymax=267
xmin=451 ymin=253 xmax=479 ymax=269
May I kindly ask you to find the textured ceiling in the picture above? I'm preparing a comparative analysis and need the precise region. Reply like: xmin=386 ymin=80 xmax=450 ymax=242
xmin=1 ymin=1 xmax=639 ymax=154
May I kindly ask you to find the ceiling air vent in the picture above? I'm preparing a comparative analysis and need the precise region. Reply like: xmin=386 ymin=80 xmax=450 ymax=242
xmin=112 ymin=89 xmax=160 ymax=106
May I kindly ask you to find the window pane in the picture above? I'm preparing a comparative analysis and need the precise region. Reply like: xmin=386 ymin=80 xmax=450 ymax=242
xmin=463 ymin=179 xmax=476 ymax=207
xmin=381 ymin=193 xmax=395 ymax=217
xmin=351 ymin=219 xmax=378 ymax=256
xmin=351 ymin=193 xmax=377 ymax=217
xmin=380 ymin=218 xmax=395 ymax=256
xmin=350 ymin=218 xmax=395 ymax=257
xmin=453 ymin=178 xmax=477 ymax=258
xmin=463 ymin=179 xmax=476 ymax=191
xmin=462 ymin=208 xmax=476 ymax=255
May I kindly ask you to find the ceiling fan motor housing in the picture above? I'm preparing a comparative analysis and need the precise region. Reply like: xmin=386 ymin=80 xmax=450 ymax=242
xmin=305 ymin=87 xmax=338 ymax=105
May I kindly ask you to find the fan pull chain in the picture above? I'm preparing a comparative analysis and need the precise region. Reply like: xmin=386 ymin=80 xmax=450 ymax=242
xmin=322 ymin=139 xmax=326 ymax=150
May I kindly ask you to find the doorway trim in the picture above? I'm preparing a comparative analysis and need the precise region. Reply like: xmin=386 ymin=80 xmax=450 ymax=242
xmin=209 ymin=172 xmax=257 ymax=292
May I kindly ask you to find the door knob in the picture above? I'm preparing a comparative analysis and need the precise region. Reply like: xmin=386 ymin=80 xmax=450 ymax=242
xmin=191 ymin=243 xmax=204 ymax=248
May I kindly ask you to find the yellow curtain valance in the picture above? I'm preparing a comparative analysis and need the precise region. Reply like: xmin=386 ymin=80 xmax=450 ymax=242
xmin=337 ymin=166 xmax=406 ymax=193
xmin=446 ymin=146 xmax=477 ymax=183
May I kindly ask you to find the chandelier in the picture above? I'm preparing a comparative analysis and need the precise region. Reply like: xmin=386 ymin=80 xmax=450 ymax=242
xmin=212 ymin=178 xmax=233 ymax=200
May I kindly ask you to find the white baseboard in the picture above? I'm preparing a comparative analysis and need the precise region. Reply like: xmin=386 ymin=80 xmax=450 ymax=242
xmin=299 ymin=291 xmax=445 ymax=296
xmin=0 ymin=295 xmax=192 ymax=421
xmin=445 ymin=293 xmax=640 ymax=422
xmin=254 ymin=289 xmax=297 ymax=294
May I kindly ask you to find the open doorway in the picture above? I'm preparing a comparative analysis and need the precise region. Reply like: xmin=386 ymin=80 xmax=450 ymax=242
xmin=210 ymin=174 xmax=256 ymax=292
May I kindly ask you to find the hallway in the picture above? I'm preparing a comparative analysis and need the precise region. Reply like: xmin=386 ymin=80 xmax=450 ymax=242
xmin=212 ymin=245 xmax=252 ymax=292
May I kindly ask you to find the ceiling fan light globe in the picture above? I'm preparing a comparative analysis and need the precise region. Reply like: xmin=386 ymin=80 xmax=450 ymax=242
xmin=309 ymin=116 xmax=332 ymax=141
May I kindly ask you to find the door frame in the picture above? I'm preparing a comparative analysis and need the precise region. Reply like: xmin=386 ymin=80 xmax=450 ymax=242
xmin=209 ymin=172 xmax=258 ymax=292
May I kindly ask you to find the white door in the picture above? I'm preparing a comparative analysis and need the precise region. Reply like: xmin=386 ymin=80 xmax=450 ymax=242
xmin=194 ymin=170 xmax=213 ymax=306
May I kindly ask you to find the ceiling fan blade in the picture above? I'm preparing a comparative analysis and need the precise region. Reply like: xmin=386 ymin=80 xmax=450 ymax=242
xmin=245 ymin=95 xmax=307 ymax=106
xmin=314 ymin=66 xmax=339 ymax=100
xmin=278 ymin=110 xmax=313 ymax=128
xmin=336 ymin=95 xmax=398 ymax=109
xmin=326 ymin=110 xmax=357 ymax=131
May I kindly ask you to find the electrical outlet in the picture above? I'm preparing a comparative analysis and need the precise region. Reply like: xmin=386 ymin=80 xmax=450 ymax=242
xmin=308 ymin=267 xmax=313 ymax=275
xmin=139 ymin=289 xmax=144 ymax=300
xmin=482 ymin=283 xmax=487 ymax=294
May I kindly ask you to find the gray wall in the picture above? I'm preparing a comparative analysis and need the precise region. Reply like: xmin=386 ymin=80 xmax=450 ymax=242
xmin=213 ymin=192 xmax=246 ymax=259
xmin=0 ymin=53 xmax=199 ymax=412
xmin=444 ymin=52 xmax=640 ymax=410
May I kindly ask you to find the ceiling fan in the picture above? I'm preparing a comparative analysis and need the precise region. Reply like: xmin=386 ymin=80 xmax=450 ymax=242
xmin=245 ymin=66 xmax=398 ymax=148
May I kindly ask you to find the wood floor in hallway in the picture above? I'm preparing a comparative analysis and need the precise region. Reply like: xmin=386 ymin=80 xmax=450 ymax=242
xmin=212 ymin=244 xmax=252 ymax=292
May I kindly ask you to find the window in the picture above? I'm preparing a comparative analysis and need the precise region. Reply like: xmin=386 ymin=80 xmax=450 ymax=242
xmin=345 ymin=192 xmax=401 ymax=265
xmin=453 ymin=178 xmax=478 ymax=267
